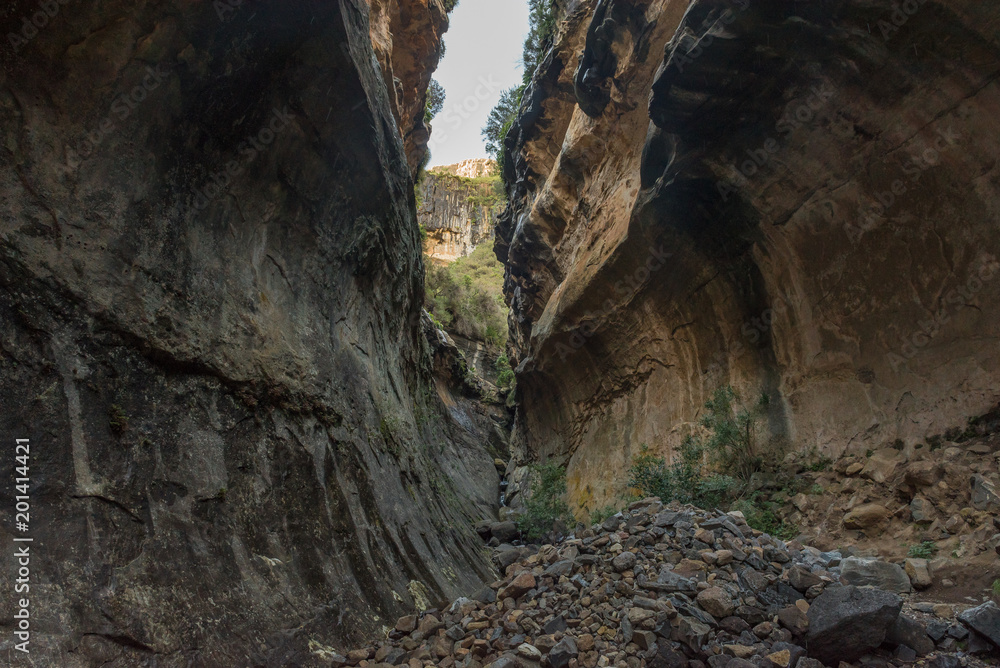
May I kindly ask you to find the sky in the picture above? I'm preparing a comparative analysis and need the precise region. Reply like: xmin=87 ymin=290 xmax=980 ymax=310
xmin=426 ymin=0 xmax=531 ymax=168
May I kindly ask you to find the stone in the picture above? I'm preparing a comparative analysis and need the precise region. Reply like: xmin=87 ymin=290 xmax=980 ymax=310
xmin=777 ymin=606 xmax=809 ymax=636
xmin=971 ymin=474 xmax=1000 ymax=511
xmin=805 ymin=585 xmax=903 ymax=664
xmin=860 ymin=449 xmax=901 ymax=483
xmin=696 ymin=587 xmax=735 ymax=618
xmin=957 ymin=600 xmax=1000 ymax=648
xmin=788 ymin=565 xmax=823 ymax=592
xmin=903 ymin=558 xmax=932 ymax=590
xmin=490 ymin=521 xmax=519 ymax=543
xmin=839 ymin=557 xmax=912 ymax=593
xmin=499 ymin=573 xmax=536 ymax=600
xmin=884 ymin=615 xmax=935 ymax=656
xmin=843 ymin=504 xmax=890 ymax=529
xmin=613 ymin=551 xmax=638 ymax=572
xmin=795 ymin=660 xmax=825 ymax=668
xmin=634 ymin=630 xmax=657 ymax=650
xmin=396 ymin=615 xmax=418 ymax=633
xmin=845 ymin=463 xmax=864 ymax=476
xmin=904 ymin=461 xmax=940 ymax=488
xmin=547 ymin=636 xmax=579 ymax=668
xmin=516 ymin=644 xmax=542 ymax=660
xmin=909 ymin=497 xmax=934 ymax=524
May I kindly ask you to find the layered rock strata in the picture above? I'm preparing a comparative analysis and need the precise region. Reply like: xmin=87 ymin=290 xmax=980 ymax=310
xmin=419 ymin=163 xmax=501 ymax=263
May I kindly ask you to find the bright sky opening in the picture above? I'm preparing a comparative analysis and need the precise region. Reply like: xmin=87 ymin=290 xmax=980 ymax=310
xmin=427 ymin=0 xmax=530 ymax=167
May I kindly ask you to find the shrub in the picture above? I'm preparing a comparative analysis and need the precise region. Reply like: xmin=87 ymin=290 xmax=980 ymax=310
xmin=424 ymin=242 xmax=507 ymax=348
xmin=108 ymin=405 xmax=129 ymax=434
xmin=992 ymin=579 xmax=1000 ymax=597
xmin=731 ymin=496 xmax=799 ymax=540
xmin=699 ymin=386 xmax=771 ymax=483
xmin=628 ymin=439 xmax=702 ymax=505
xmin=494 ymin=353 xmax=515 ymax=389
xmin=517 ymin=463 xmax=573 ymax=541
xmin=590 ymin=505 xmax=619 ymax=525
xmin=907 ymin=541 xmax=939 ymax=559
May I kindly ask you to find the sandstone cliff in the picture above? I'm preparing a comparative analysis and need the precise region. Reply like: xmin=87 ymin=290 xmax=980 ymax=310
xmin=0 ymin=1 xmax=495 ymax=665
xmin=497 ymin=0 xmax=1000 ymax=514
xmin=418 ymin=162 xmax=501 ymax=263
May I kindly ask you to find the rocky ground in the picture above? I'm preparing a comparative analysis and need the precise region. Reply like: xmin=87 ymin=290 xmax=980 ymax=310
xmin=329 ymin=498 xmax=1000 ymax=668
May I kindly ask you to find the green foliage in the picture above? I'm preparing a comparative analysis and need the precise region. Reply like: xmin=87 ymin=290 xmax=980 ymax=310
xmin=522 ymin=0 xmax=557 ymax=85
xmin=494 ymin=353 xmax=515 ymax=389
xmin=808 ymin=483 xmax=824 ymax=495
xmin=731 ymin=496 xmax=799 ymax=540
xmin=517 ymin=463 xmax=572 ymax=540
xmin=627 ymin=439 xmax=711 ymax=507
xmin=907 ymin=541 xmax=939 ymax=559
xmin=590 ymin=505 xmax=619 ymax=525
xmin=626 ymin=385 xmax=799 ymax=539
xmin=424 ymin=242 xmax=507 ymax=348
xmin=806 ymin=456 xmax=833 ymax=472
xmin=699 ymin=386 xmax=771 ymax=482
xmin=424 ymin=79 xmax=445 ymax=124
xmin=108 ymin=405 xmax=129 ymax=434
xmin=992 ymin=579 xmax=1000 ymax=597
xmin=441 ymin=0 xmax=459 ymax=13
xmin=483 ymin=86 xmax=524 ymax=172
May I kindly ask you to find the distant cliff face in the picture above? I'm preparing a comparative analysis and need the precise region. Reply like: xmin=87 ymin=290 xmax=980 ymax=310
xmin=0 ymin=1 xmax=495 ymax=665
xmin=497 ymin=0 xmax=1000 ymax=514
xmin=419 ymin=162 xmax=501 ymax=263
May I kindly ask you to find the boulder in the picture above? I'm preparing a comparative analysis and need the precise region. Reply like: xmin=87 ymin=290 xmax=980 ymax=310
xmin=903 ymin=558 xmax=932 ymax=590
xmin=490 ymin=521 xmax=519 ymax=543
xmin=788 ymin=565 xmax=824 ymax=592
xmin=860 ymin=449 xmax=902 ymax=483
xmin=547 ymin=636 xmax=578 ymax=668
xmin=904 ymin=461 xmax=940 ymax=488
xmin=971 ymin=474 xmax=1000 ymax=512
xmin=957 ymin=600 xmax=1000 ymax=648
xmin=909 ymin=497 xmax=934 ymax=524
xmin=843 ymin=503 xmax=890 ymax=529
xmin=696 ymin=587 xmax=736 ymax=618
xmin=498 ymin=573 xmax=536 ymax=600
xmin=839 ymin=557 xmax=912 ymax=593
xmin=612 ymin=550 xmax=638 ymax=572
xmin=806 ymin=585 xmax=902 ymax=664
xmin=885 ymin=615 xmax=935 ymax=656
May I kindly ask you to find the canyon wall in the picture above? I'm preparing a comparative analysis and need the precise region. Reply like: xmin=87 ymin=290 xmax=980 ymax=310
xmin=0 ymin=1 xmax=497 ymax=665
xmin=497 ymin=0 xmax=1000 ymax=514
xmin=418 ymin=161 xmax=500 ymax=263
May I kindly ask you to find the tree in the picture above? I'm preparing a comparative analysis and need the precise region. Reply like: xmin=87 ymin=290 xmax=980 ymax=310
xmin=424 ymin=79 xmax=445 ymax=124
xmin=482 ymin=86 xmax=523 ymax=159
xmin=522 ymin=0 xmax=556 ymax=84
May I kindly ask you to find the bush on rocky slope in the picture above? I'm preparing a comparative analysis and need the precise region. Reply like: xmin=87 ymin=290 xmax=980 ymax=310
xmin=425 ymin=242 xmax=507 ymax=348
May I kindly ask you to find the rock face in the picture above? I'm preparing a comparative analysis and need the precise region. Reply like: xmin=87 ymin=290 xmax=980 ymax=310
xmin=496 ymin=0 xmax=1000 ymax=512
xmin=369 ymin=0 xmax=449 ymax=176
xmin=418 ymin=163 xmax=501 ymax=263
xmin=0 ymin=1 xmax=496 ymax=665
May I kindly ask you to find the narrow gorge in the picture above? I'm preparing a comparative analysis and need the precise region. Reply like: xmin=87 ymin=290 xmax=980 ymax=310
xmin=0 ymin=1 xmax=999 ymax=667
